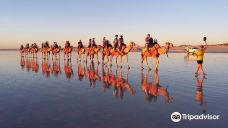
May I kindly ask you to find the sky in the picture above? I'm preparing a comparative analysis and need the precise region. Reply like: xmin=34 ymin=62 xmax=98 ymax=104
xmin=0 ymin=0 xmax=228 ymax=49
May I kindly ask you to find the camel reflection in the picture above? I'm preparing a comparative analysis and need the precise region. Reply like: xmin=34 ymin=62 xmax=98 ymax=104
xmin=64 ymin=60 xmax=73 ymax=79
xmin=195 ymin=75 xmax=207 ymax=113
xmin=42 ymin=58 xmax=51 ymax=78
xmin=76 ymin=62 xmax=135 ymax=99
xmin=21 ymin=56 xmax=39 ymax=73
xmin=86 ymin=63 xmax=101 ymax=88
xmin=20 ymin=56 xmax=25 ymax=70
xmin=141 ymin=71 xmax=172 ymax=103
xmin=52 ymin=59 xmax=61 ymax=78
xmin=77 ymin=62 xmax=86 ymax=81
xmin=101 ymin=65 xmax=135 ymax=99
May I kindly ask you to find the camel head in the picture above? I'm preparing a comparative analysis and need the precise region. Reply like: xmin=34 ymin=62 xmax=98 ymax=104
xmin=164 ymin=42 xmax=173 ymax=57
xmin=129 ymin=42 xmax=136 ymax=48
xmin=165 ymin=42 xmax=174 ymax=49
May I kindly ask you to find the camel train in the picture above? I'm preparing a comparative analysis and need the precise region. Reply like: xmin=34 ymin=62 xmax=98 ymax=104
xmin=19 ymin=38 xmax=173 ymax=71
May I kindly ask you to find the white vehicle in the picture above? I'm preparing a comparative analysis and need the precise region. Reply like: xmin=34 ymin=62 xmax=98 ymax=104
xmin=185 ymin=47 xmax=198 ymax=54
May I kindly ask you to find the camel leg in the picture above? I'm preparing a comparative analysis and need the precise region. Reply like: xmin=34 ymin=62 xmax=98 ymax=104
xmin=102 ymin=53 xmax=104 ymax=64
xmin=154 ymin=58 xmax=159 ymax=72
xmin=110 ymin=55 xmax=113 ymax=67
xmin=126 ymin=54 xmax=130 ymax=69
xmin=141 ymin=55 xmax=145 ymax=70
xmin=146 ymin=57 xmax=151 ymax=71
xmin=106 ymin=55 xmax=109 ymax=65
xmin=97 ymin=53 xmax=100 ymax=64
xmin=115 ymin=56 xmax=118 ymax=68
xmin=120 ymin=56 xmax=123 ymax=68
xmin=77 ymin=53 xmax=79 ymax=63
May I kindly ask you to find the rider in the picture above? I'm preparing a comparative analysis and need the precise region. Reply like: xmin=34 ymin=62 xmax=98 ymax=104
xmin=20 ymin=45 xmax=24 ymax=50
xmin=113 ymin=35 xmax=119 ymax=51
xmin=53 ymin=42 xmax=59 ymax=48
xmin=25 ymin=43 xmax=29 ymax=49
xmin=92 ymin=38 xmax=97 ymax=48
xmin=119 ymin=35 xmax=126 ymax=52
xmin=34 ymin=43 xmax=38 ymax=49
xmin=45 ymin=41 xmax=50 ymax=48
xmin=65 ymin=41 xmax=71 ymax=48
xmin=102 ymin=37 xmax=107 ymax=50
xmin=78 ymin=40 xmax=84 ymax=49
xmin=145 ymin=34 xmax=154 ymax=51
xmin=88 ymin=39 xmax=92 ymax=49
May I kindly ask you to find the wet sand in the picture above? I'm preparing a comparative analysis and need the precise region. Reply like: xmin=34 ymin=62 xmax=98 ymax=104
xmin=0 ymin=51 xmax=227 ymax=128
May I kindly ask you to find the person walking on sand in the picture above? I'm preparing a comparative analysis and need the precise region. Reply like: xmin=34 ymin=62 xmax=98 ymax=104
xmin=195 ymin=37 xmax=208 ymax=76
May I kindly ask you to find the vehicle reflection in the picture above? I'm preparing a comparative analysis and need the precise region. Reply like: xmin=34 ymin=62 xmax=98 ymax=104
xmin=195 ymin=75 xmax=207 ymax=113
xmin=141 ymin=70 xmax=172 ymax=103
xmin=184 ymin=53 xmax=197 ymax=61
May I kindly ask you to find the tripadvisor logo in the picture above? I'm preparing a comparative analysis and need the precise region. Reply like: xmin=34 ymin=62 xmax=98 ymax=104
xmin=171 ymin=112 xmax=182 ymax=122
xmin=171 ymin=112 xmax=220 ymax=122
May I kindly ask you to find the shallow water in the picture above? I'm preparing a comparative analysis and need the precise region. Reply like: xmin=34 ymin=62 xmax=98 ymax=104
xmin=0 ymin=51 xmax=227 ymax=128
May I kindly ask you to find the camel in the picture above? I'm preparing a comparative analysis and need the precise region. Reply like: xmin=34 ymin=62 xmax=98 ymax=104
xmin=19 ymin=45 xmax=24 ymax=57
xmin=29 ymin=44 xmax=39 ymax=58
xmin=77 ymin=47 xmax=85 ymax=62
xmin=51 ymin=45 xmax=61 ymax=60
xmin=63 ymin=41 xmax=73 ymax=60
xmin=30 ymin=47 xmax=38 ymax=58
xmin=41 ymin=42 xmax=52 ymax=59
xmin=85 ymin=46 xmax=101 ymax=64
xmin=24 ymin=44 xmax=30 ymax=57
xmin=141 ymin=42 xmax=173 ymax=71
xmin=103 ymin=42 xmax=136 ymax=69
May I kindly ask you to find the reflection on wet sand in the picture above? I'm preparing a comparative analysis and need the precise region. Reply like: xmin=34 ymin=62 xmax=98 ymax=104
xmin=184 ymin=53 xmax=197 ymax=61
xmin=42 ymin=58 xmax=52 ymax=78
xmin=64 ymin=60 xmax=73 ymax=79
xmin=77 ymin=62 xmax=135 ymax=99
xmin=52 ymin=59 xmax=61 ymax=78
xmin=141 ymin=71 xmax=172 ymax=103
xmin=86 ymin=63 xmax=101 ymax=88
xmin=195 ymin=75 xmax=207 ymax=113
xmin=19 ymin=56 xmax=174 ymax=101
xmin=101 ymin=65 xmax=135 ymax=99
xmin=20 ymin=56 xmax=39 ymax=73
